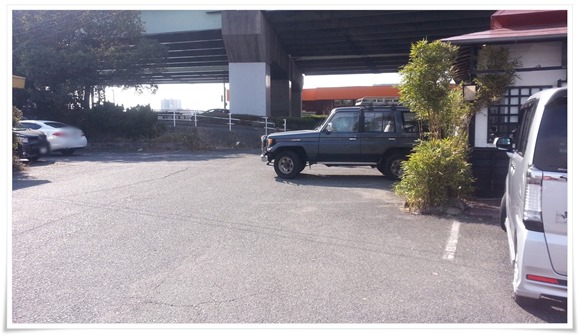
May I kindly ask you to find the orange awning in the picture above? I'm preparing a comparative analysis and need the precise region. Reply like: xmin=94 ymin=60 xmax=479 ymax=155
xmin=302 ymin=86 xmax=399 ymax=101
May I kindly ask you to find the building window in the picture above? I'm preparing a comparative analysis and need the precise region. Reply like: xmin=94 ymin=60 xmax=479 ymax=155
xmin=333 ymin=99 xmax=354 ymax=107
xmin=487 ymin=86 xmax=552 ymax=143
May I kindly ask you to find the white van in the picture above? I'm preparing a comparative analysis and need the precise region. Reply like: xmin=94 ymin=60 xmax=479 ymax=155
xmin=494 ymin=87 xmax=567 ymax=305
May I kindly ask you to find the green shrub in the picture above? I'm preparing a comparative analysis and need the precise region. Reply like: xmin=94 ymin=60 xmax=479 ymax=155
xmin=61 ymin=103 xmax=163 ymax=140
xmin=394 ymin=138 xmax=474 ymax=213
xmin=12 ymin=106 xmax=24 ymax=171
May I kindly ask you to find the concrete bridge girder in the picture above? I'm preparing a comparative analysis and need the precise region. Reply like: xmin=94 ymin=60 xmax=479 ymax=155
xmin=222 ymin=10 xmax=303 ymax=117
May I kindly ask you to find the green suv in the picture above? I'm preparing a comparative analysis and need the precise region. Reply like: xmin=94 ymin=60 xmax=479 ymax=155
xmin=260 ymin=103 xmax=420 ymax=179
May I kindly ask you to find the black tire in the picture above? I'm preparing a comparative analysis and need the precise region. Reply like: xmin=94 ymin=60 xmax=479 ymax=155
xmin=513 ymin=292 xmax=537 ymax=307
xmin=298 ymin=161 xmax=307 ymax=174
xmin=61 ymin=149 xmax=75 ymax=156
xmin=380 ymin=153 xmax=406 ymax=180
xmin=273 ymin=151 xmax=303 ymax=179
xmin=376 ymin=164 xmax=386 ymax=175
xmin=500 ymin=194 xmax=507 ymax=231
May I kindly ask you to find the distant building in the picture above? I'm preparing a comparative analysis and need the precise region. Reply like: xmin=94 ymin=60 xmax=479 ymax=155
xmin=302 ymin=85 xmax=400 ymax=115
xmin=160 ymin=98 xmax=182 ymax=110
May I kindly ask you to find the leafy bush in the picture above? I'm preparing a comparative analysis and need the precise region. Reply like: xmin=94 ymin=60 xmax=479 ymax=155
xmin=398 ymin=39 xmax=460 ymax=140
xmin=12 ymin=106 xmax=24 ymax=171
xmin=394 ymin=138 xmax=474 ymax=213
xmin=395 ymin=40 xmax=518 ymax=212
xmin=57 ymin=102 xmax=164 ymax=140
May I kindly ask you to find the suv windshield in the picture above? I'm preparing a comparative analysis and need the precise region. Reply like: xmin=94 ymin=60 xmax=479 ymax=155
xmin=534 ymin=96 xmax=567 ymax=172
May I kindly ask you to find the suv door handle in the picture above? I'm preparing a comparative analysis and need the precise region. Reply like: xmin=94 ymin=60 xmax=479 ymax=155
xmin=349 ymin=138 xmax=357 ymax=141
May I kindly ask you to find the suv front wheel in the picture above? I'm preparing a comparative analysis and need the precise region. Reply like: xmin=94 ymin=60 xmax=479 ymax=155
xmin=273 ymin=151 xmax=303 ymax=179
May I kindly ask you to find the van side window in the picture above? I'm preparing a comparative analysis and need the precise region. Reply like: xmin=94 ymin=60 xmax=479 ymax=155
xmin=534 ymin=96 xmax=567 ymax=171
xmin=514 ymin=100 xmax=538 ymax=156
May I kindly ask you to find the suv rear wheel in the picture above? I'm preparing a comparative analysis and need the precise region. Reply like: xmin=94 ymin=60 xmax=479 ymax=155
xmin=380 ymin=153 xmax=406 ymax=180
xmin=273 ymin=151 xmax=303 ymax=179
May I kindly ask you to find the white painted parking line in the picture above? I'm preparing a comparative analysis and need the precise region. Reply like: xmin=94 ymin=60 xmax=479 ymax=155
xmin=443 ymin=220 xmax=461 ymax=261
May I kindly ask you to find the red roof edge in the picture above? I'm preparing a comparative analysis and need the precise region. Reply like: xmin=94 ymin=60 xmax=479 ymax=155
xmin=491 ymin=10 xmax=567 ymax=29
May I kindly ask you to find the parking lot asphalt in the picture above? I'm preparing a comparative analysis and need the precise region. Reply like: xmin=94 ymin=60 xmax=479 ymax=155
xmin=81 ymin=142 xmax=504 ymax=220
xmin=10 ymin=150 xmax=568 ymax=327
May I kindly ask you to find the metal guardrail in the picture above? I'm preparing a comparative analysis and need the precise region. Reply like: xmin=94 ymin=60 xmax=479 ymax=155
xmin=163 ymin=113 xmax=282 ymax=134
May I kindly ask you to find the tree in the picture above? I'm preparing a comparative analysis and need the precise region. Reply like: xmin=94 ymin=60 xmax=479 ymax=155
xmin=398 ymin=40 xmax=467 ymax=141
xmin=395 ymin=40 xmax=519 ymax=213
xmin=12 ymin=10 xmax=167 ymax=114
xmin=472 ymin=45 xmax=522 ymax=113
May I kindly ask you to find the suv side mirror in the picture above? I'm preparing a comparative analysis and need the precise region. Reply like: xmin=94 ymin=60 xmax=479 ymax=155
xmin=494 ymin=137 xmax=513 ymax=152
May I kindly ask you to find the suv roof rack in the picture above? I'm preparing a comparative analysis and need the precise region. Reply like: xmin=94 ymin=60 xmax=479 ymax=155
xmin=355 ymin=96 xmax=400 ymax=106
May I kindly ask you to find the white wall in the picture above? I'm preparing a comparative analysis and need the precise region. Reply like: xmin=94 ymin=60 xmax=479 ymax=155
xmin=229 ymin=63 xmax=271 ymax=116
xmin=473 ymin=41 xmax=567 ymax=148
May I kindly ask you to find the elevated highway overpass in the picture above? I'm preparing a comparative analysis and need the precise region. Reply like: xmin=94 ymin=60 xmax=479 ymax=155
xmin=139 ymin=10 xmax=495 ymax=117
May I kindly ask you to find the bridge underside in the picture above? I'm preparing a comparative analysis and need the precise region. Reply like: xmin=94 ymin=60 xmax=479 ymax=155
xmin=144 ymin=10 xmax=495 ymax=85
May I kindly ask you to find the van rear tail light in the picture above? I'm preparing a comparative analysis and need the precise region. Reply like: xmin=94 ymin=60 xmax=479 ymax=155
xmin=53 ymin=131 xmax=66 ymax=137
xmin=523 ymin=166 xmax=544 ymax=232
xmin=526 ymin=274 xmax=560 ymax=285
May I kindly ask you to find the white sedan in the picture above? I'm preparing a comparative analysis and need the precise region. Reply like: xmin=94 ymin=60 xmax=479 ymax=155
xmin=18 ymin=120 xmax=88 ymax=155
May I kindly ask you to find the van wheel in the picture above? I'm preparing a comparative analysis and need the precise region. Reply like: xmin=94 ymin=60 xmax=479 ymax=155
xmin=380 ymin=153 xmax=406 ymax=180
xmin=500 ymin=195 xmax=507 ymax=231
xmin=273 ymin=151 xmax=302 ymax=179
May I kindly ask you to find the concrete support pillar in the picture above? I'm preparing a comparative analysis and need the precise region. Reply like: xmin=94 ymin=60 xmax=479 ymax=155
xmin=271 ymin=79 xmax=290 ymax=118
xmin=229 ymin=62 xmax=270 ymax=116
xmin=290 ymin=80 xmax=303 ymax=117
xmin=222 ymin=10 xmax=304 ymax=118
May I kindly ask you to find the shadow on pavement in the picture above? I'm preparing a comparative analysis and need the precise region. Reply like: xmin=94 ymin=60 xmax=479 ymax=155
xmin=517 ymin=297 xmax=568 ymax=323
xmin=275 ymin=171 xmax=395 ymax=190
